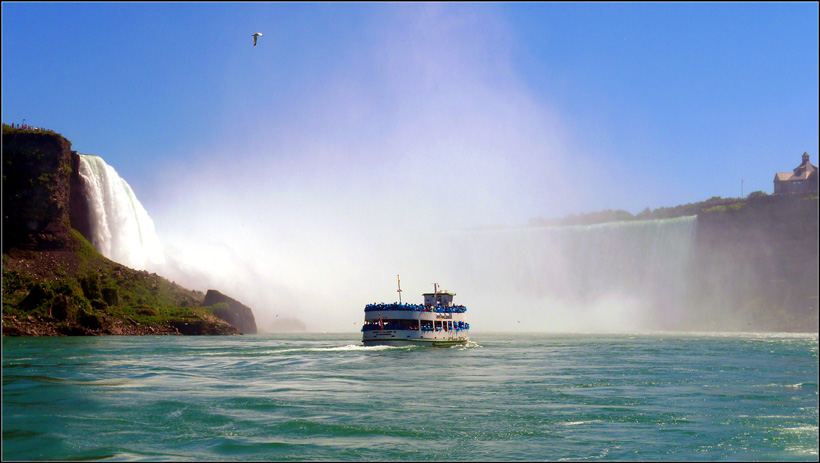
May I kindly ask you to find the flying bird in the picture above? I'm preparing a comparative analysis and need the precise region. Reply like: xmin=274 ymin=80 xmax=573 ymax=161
xmin=252 ymin=32 xmax=263 ymax=46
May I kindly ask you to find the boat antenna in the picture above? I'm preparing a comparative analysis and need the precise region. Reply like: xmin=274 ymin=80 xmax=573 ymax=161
xmin=397 ymin=274 xmax=402 ymax=303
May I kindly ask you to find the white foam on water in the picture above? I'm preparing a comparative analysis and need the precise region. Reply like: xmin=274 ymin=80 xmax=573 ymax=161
xmin=315 ymin=344 xmax=416 ymax=352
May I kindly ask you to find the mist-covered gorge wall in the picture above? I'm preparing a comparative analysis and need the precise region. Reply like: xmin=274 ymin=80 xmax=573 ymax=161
xmin=445 ymin=216 xmax=698 ymax=332
xmin=445 ymin=198 xmax=818 ymax=333
xmin=688 ymin=195 xmax=818 ymax=332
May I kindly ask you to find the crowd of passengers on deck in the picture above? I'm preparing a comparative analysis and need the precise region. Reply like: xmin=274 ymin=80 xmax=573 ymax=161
xmin=364 ymin=302 xmax=467 ymax=313
xmin=362 ymin=320 xmax=470 ymax=332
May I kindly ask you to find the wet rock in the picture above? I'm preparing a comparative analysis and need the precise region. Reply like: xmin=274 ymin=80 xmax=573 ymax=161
xmin=90 ymin=299 xmax=108 ymax=311
xmin=59 ymin=324 xmax=88 ymax=336
xmin=50 ymin=294 xmax=70 ymax=321
xmin=79 ymin=274 xmax=102 ymax=301
xmin=78 ymin=310 xmax=102 ymax=331
xmin=18 ymin=283 xmax=54 ymax=312
xmin=101 ymin=288 xmax=118 ymax=306
xmin=169 ymin=317 xmax=239 ymax=335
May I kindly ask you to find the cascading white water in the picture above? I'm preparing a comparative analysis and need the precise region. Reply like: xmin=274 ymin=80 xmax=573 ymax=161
xmin=77 ymin=154 xmax=165 ymax=270
xmin=444 ymin=216 xmax=698 ymax=331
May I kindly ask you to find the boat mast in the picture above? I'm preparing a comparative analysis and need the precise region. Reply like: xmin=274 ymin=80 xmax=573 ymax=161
xmin=397 ymin=274 xmax=402 ymax=303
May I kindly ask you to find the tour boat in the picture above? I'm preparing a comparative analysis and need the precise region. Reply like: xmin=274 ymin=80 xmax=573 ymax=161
xmin=361 ymin=277 xmax=470 ymax=347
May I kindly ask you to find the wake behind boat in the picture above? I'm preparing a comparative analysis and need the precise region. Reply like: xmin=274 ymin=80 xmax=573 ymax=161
xmin=361 ymin=277 xmax=470 ymax=347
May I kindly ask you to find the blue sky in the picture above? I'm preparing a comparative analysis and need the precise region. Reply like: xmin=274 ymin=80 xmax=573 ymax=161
xmin=3 ymin=2 xmax=818 ymax=330
xmin=4 ymin=3 xmax=817 ymax=214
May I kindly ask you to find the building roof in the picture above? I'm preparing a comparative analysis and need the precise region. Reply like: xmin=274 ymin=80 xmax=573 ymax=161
xmin=775 ymin=153 xmax=817 ymax=183
xmin=774 ymin=172 xmax=793 ymax=182
xmin=793 ymin=162 xmax=817 ymax=179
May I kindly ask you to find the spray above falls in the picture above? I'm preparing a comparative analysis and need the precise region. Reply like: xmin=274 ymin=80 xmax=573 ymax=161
xmin=443 ymin=216 xmax=699 ymax=331
xmin=76 ymin=154 xmax=165 ymax=271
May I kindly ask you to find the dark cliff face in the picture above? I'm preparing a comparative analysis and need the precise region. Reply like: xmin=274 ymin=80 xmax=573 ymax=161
xmin=202 ymin=290 xmax=258 ymax=334
xmin=68 ymin=152 xmax=93 ymax=243
xmin=3 ymin=130 xmax=76 ymax=253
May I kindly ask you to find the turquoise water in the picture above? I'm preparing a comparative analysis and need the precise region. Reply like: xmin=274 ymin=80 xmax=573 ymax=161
xmin=2 ymin=333 xmax=817 ymax=461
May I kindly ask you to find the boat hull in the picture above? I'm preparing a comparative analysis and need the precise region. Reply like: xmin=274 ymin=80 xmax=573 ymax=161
xmin=362 ymin=338 xmax=468 ymax=347
xmin=362 ymin=327 xmax=469 ymax=347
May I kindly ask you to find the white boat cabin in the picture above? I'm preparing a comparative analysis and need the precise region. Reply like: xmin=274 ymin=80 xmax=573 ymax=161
xmin=423 ymin=283 xmax=455 ymax=307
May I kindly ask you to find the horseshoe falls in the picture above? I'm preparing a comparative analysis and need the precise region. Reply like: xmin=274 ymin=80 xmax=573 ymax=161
xmin=444 ymin=216 xmax=698 ymax=332
xmin=76 ymin=154 xmax=165 ymax=271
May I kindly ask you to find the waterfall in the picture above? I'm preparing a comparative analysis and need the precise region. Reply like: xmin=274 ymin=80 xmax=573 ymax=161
xmin=445 ymin=216 xmax=698 ymax=331
xmin=76 ymin=154 xmax=165 ymax=270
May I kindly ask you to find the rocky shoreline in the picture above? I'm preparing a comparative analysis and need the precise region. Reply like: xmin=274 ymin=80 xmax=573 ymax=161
xmin=2 ymin=249 xmax=247 ymax=337
xmin=2 ymin=312 xmax=240 ymax=337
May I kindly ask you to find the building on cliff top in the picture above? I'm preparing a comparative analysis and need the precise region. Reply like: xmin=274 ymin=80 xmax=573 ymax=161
xmin=773 ymin=152 xmax=818 ymax=195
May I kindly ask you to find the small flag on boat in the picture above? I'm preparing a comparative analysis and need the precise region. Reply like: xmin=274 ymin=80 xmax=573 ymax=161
xmin=378 ymin=313 xmax=384 ymax=330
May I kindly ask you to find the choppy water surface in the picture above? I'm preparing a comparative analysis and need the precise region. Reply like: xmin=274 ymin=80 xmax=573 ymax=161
xmin=2 ymin=333 xmax=817 ymax=461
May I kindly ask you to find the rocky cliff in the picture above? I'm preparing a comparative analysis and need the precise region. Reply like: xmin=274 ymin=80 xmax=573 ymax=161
xmin=202 ymin=290 xmax=258 ymax=334
xmin=68 ymin=151 xmax=93 ymax=242
xmin=2 ymin=126 xmax=256 ymax=336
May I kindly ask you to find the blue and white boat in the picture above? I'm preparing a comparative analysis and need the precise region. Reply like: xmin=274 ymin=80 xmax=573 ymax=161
xmin=362 ymin=278 xmax=470 ymax=347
